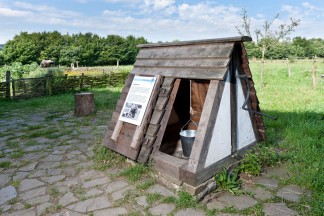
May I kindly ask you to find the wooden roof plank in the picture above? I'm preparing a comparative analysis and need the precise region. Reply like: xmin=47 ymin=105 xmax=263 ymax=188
xmin=137 ymin=43 xmax=234 ymax=59
xmin=137 ymin=36 xmax=251 ymax=48
xmin=134 ymin=58 xmax=230 ymax=68
xmin=131 ymin=67 xmax=227 ymax=80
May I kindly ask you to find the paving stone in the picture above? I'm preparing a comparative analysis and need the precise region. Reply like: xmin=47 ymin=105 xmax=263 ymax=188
xmin=66 ymin=196 xmax=112 ymax=213
xmin=43 ymin=154 xmax=64 ymax=162
xmin=206 ymin=199 xmax=226 ymax=210
xmin=276 ymin=185 xmax=305 ymax=202
xmin=4 ymin=208 xmax=36 ymax=216
xmin=85 ymin=188 xmax=104 ymax=198
xmin=21 ymin=152 xmax=44 ymax=161
xmin=48 ymin=168 xmax=62 ymax=176
xmin=69 ymin=150 xmax=83 ymax=155
xmin=149 ymin=203 xmax=175 ymax=216
xmin=38 ymin=161 xmax=60 ymax=169
xmin=217 ymin=193 xmax=258 ymax=210
xmin=0 ymin=174 xmax=11 ymax=187
xmin=174 ymin=208 xmax=205 ymax=216
xmin=263 ymin=203 xmax=299 ymax=216
xmin=83 ymin=177 xmax=110 ymax=189
xmin=244 ymin=186 xmax=274 ymax=201
xmin=19 ymin=162 xmax=38 ymax=172
xmin=54 ymin=145 xmax=72 ymax=151
xmin=263 ymin=166 xmax=290 ymax=179
xmin=52 ymin=150 xmax=65 ymax=155
xmin=105 ymin=179 xmax=129 ymax=193
xmin=135 ymin=196 xmax=149 ymax=207
xmin=29 ymin=169 xmax=46 ymax=178
xmin=55 ymin=178 xmax=79 ymax=188
xmin=66 ymin=159 xmax=81 ymax=165
xmin=0 ymin=204 xmax=11 ymax=212
xmin=25 ymin=145 xmax=46 ymax=152
xmin=146 ymin=184 xmax=176 ymax=197
xmin=12 ymin=202 xmax=25 ymax=211
xmin=0 ymin=185 xmax=17 ymax=205
xmin=20 ymin=187 xmax=47 ymax=200
xmin=36 ymin=202 xmax=52 ymax=215
xmin=111 ymin=185 xmax=135 ymax=201
xmin=25 ymin=195 xmax=50 ymax=205
xmin=254 ymin=177 xmax=279 ymax=189
xmin=59 ymin=192 xmax=78 ymax=206
xmin=93 ymin=207 xmax=128 ymax=216
xmin=19 ymin=179 xmax=45 ymax=192
xmin=41 ymin=175 xmax=66 ymax=183
xmin=13 ymin=171 xmax=29 ymax=181
xmin=61 ymin=167 xmax=78 ymax=177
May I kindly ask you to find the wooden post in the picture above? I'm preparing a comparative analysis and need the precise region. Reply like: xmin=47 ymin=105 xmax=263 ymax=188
xmin=74 ymin=92 xmax=96 ymax=116
xmin=46 ymin=75 xmax=52 ymax=96
xmin=80 ymin=73 xmax=84 ymax=90
xmin=5 ymin=71 xmax=10 ymax=99
xmin=286 ymin=58 xmax=291 ymax=78
xmin=12 ymin=79 xmax=15 ymax=98
xmin=117 ymin=60 xmax=119 ymax=68
xmin=312 ymin=65 xmax=316 ymax=89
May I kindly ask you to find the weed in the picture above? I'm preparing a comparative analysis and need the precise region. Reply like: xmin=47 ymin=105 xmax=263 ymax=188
xmin=119 ymin=164 xmax=150 ymax=183
xmin=72 ymin=185 xmax=86 ymax=197
xmin=239 ymin=146 xmax=284 ymax=176
xmin=175 ymin=190 xmax=197 ymax=209
xmin=92 ymin=145 xmax=125 ymax=171
xmin=215 ymin=167 xmax=242 ymax=195
xmin=10 ymin=180 xmax=20 ymax=187
xmin=24 ymin=203 xmax=32 ymax=209
xmin=24 ymin=140 xmax=39 ymax=146
xmin=9 ymin=149 xmax=25 ymax=158
xmin=0 ymin=161 xmax=11 ymax=169
xmin=136 ymin=179 xmax=156 ymax=191
xmin=146 ymin=193 xmax=162 ymax=205
xmin=8 ymin=198 xmax=18 ymax=205
xmin=161 ymin=196 xmax=177 ymax=204
xmin=49 ymin=187 xmax=60 ymax=198
xmin=6 ymin=140 xmax=19 ymax=148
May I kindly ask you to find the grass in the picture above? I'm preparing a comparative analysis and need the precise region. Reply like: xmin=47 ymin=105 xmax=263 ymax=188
xmin=249 ymin=60 xmax=324 ymax=215
xmin=0 ymin=61 xmax=322 ymax=214
xmin=119 ymin=164 xmax=150 ymax=183
xmin=0 ymin=161 xmax=11 ymax=169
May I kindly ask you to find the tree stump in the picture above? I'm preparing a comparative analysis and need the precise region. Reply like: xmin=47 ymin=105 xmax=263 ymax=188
xmin=74 ymin=92 xmax=96 ymax=116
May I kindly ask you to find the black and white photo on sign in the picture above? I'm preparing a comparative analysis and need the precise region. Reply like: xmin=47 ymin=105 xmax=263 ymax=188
xmin=121 ymin=102 xmax=142 ymax=121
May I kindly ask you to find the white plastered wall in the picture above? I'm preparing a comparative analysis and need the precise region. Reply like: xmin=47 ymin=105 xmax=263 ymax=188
xmin=204 ymin=72 xmax=231 ymax=168
xmin=236 ymin=70 xmax=256 ymax=150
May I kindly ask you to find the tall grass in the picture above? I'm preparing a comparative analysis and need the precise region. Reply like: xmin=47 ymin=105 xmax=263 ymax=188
xmin=250 ymin=60 xmax=324 ymax=215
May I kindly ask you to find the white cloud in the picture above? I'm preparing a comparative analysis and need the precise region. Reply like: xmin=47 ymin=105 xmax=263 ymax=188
xmin=143 ymin=0 xmax=175 ymax=10
xmin=0 ymin=6 xmax=32 ymax=17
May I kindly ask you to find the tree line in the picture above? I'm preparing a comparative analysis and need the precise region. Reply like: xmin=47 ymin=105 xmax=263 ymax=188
xmin=0 ymin=31 xmax=323 ymax=69
xmin=245 ymin=37 xmax=324 ymax=60
xmin=0 ymin=31 xmax=148 ymax=66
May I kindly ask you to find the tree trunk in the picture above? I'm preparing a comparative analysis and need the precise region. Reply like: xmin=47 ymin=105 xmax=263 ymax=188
xmin=74 ymin=92 xmax=96 ymax=116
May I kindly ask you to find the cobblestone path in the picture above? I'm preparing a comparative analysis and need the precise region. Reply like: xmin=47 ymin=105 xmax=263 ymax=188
xmin=0 ymin=109 xmax=310 ymax=215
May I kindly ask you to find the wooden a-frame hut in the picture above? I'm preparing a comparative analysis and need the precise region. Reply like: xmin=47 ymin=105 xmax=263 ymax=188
xmin=103 ymin=36 xmax=266 ymax=194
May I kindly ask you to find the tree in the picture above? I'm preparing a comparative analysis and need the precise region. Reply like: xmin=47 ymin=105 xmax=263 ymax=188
xmin=237 ymin=8 xmax=300 ymax=88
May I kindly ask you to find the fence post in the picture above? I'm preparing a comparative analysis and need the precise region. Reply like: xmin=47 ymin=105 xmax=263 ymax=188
xmin=64 ymin=74 xmax=68 ymax=92
xmin=312 ymin=65 xmax=316 ymax=89
xmin=46 ymin=75 xmax=52 ymax=96
xmin=80 ymin=73 xmax=84 ymax=91
xmin=286 ymin=58 xmax=291 ymax=78
xmin=5 ymin=71 xmax=11 ymax=99
xmin=12 ymin=79 xmax=15 ymax=98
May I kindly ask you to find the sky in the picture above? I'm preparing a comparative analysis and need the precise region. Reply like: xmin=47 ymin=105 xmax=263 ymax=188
xmin=0 ymin=0 xmax=323 ymax=44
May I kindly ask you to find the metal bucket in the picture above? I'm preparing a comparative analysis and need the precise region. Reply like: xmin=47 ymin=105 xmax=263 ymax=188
xmin=179 ymin=129 xmax=196 ymax=157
